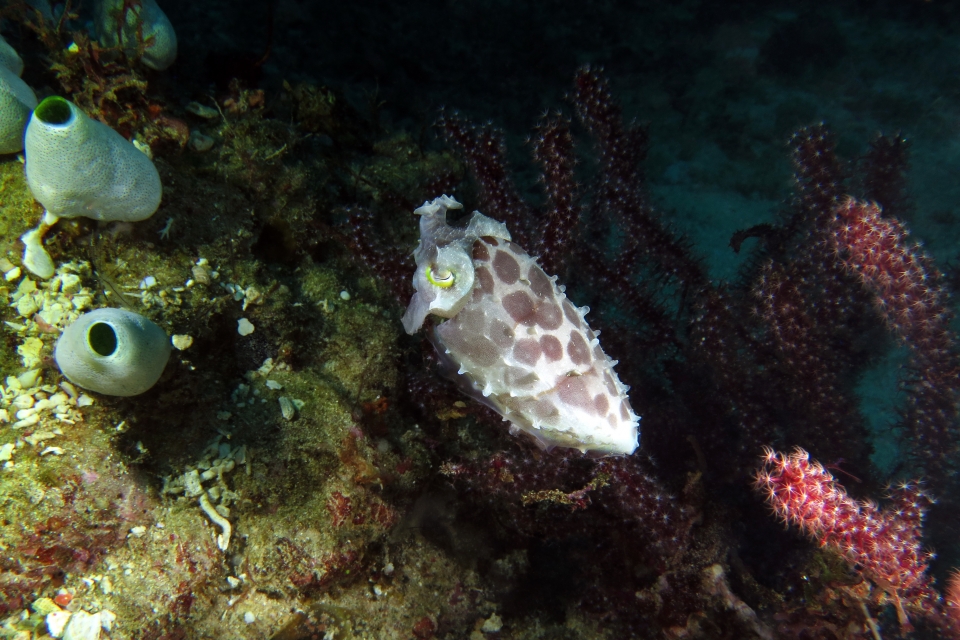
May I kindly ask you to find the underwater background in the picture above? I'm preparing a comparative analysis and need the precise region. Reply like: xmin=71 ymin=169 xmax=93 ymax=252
xmin=0 ymin=0 xmax=959 ymax=637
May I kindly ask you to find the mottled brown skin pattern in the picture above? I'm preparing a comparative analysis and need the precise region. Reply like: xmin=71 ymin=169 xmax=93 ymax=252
xmin=432 ymin=234 xmax=638 ymax=455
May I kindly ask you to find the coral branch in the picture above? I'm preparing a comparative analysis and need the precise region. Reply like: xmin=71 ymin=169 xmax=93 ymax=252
xmin=948 ymin=571 xmax=960 ymax=622
xmin=531 ymin=114 xmax=580 ymax=277
xmin=832 ymin=198 xmax=960 ymax=485
xmin=437 ymin=111 xmax=533 ymax=247
xmin=750 ymin=258 xmax=870 ymax=468
xmin=789 ymin=124 xmax=846 ymax=231
xmin=754 ymin=447 xmax=959 ymax=635
xmin=572 ymin=66 xmax=706 ymax=291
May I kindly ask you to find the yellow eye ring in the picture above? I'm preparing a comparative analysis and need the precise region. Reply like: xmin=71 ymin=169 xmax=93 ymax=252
xmin=426 ymin=265 xmax=456 ymax=288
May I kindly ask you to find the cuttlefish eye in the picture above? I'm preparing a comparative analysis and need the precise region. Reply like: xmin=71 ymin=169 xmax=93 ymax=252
xmin=426 ymin=265 xmax=456 ymax=288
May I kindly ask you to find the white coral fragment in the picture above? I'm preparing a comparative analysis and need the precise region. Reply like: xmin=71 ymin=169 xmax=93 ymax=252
xmin=237 ymin=318 xmax=255 ymax=336
xmin=199 ymin=493 xmax=232 ymax=551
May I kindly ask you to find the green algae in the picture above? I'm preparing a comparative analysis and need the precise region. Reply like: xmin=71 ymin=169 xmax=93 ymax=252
xmin=0 ymin=158 xmax=42 ymax=256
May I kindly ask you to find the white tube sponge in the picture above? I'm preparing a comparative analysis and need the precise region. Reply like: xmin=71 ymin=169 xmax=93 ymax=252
xmin=95 ymin=0 xmax=177 ymax=71
xmin=0 ymin=64 xmax=37 ymax=154
xmin=54 ymin=308 xmax=171 ymax=396
xmin=25 ymin=96 xmax=162 ymax=222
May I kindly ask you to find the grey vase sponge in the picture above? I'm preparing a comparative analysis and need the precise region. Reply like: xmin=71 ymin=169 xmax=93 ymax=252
xmin=95 ymin=0 xmax=177 ymax=71
xmin=21 ymin=96 xmax=164 ymax=279
xmin=55 ymin=308 xmax=171 ymax=396
xmin=0 ymin=64 xmax=37 ymax=154
xmin=25 ymin=96 xmax=162 ymax=223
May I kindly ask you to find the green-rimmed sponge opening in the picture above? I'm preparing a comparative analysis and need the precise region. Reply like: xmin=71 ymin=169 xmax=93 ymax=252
xmin=88 ymin=322 xmax=118 ymax=357
xmin=34 ymin=96 xmax=74 ymax=126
